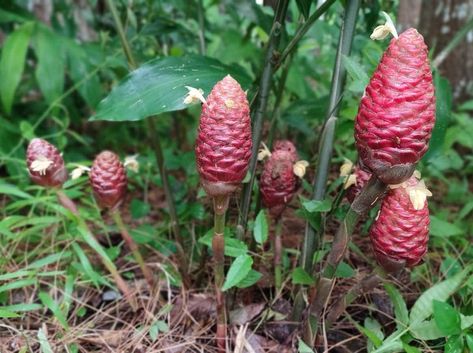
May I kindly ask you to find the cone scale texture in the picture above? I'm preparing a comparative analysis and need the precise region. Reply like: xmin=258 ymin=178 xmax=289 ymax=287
xmin=26 ymin=138 xmax=68 ymax=188
xmin=369 ymin=177 xmax=429 ymax=269
xmin=260 ymin=141 xmax=299 ymax=218
xmin=195 ymin=75 xmax=251 ymax=197
xmin=355 ymin=28 xmax=435 ymax=184
xmin=90 ymin=151 xmax=127 ymax=210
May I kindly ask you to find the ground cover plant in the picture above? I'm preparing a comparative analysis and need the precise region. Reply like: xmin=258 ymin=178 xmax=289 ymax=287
xmin=0 ymin=1 xmax=473 ymax=352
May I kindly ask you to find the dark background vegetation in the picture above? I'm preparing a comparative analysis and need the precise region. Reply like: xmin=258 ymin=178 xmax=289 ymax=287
xmin=0 ymin=0 xmax=472 ymax=352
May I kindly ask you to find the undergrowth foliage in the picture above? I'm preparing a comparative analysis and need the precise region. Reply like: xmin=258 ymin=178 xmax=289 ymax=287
xmin=0 ymin=1 xmax=472 ymax=353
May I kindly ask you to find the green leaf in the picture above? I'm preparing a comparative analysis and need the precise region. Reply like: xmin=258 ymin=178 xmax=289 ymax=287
xmin=466 ymin=334 xmax=473 ymax=352
xmin=0 ymin=21 xmax=34 ymax=114
xmin=236 ymin=269 xmax=262 ymax=288
xmin=71 ymin=243 xmax=104 ymax=287
xmin=334 ymin=261 xmax=355 ymax=278
xmin=130 ymin=199 xmax=151 ymax=219
xmin=364 ymin=317 xmax=384 ymax=351
xmin=0 ymin=278 xmax=36 ymax=293
xmin=253 ymin=209 xmax=268 ymax=245
xmin=0 ymin=182 xmax=32 ymax=199
xmin=460 ymin=314 xmax=473 ymax=330
xmin=402 ymin=342 xmax=421 ymax=353
xmin=37 ymin=328 xmax=54 ymax=353
xmin=430 ymin=216 xmax=464 ymax=237
xmin=342 ymin=55 xmax=369 ymax=93
xmin=33 ymin=25 xmax=65 ymax=104
xmin=38 ymin=292 xmax=69 ymax=329
xmin=298 ymin=338 xmax=314 ymax=353
xmin=199 ymin=228 xmax=248 ymax=257
xmin=384 ymin=283 xmax=409 ymax=328
xmin=425 ymin=72 xmax=452 ymax=159
xmin=0 ymin=308 xmax=20 ymax=318
xmin=291 ymin=267 xmax=315 ymax=285
xmin=444 ymin=335 xmax=464 ymax=353
xmin=295 ymin=0 xmax=312 ymax=19
xmin=410 ymin=268 xmax=470 ymax=325
xmin=91 ymin=55 xmax=252 ymax=121
xmin=433 ymin=300 xmax=461 ymax=336
xmin=66 ymin=41 xmax=102 ymax=108
xmin=301 ymin=198 xmax=332 ymax=213
xmin=222 ymin=254 xmax=253 ymax=291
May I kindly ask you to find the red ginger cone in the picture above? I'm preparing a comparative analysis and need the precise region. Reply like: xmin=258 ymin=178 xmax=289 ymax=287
xmin=369 ymin=175 xmax=430 ymax=271
xmin=260 ymin=141 xmax=299 ymax=218
xmin=355 ymin=28 xmax=435 ymax=184
xmin=89 ymin=151 xmax=127 ymax=210
xmin=195 ymin=75 xmax=252 ymax=197
xmin=26 ymin=138 xmax=68 ymax=188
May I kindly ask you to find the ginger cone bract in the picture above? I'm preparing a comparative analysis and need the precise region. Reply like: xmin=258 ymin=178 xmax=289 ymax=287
xmin=355 ymin=28 xmax=435 ymax=184
xmin=195 ymin=75 xmax=252 ymax=197
xmin=26 ymin=138 xmax=68 ymax=188
xmin=90 ymin=151 xmax=127 ymax=210
xmin=260 ymin=141 xmax=299 ymax=218
xmin=369 ymin=176 xmax=430 ymax=270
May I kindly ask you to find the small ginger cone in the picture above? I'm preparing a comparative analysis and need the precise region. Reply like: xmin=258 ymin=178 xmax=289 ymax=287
xmin=90 ymin=151 xmax=154 ymax=289
xmin=26 ymin=138 xmax=68 ymax=188
xmin=260 ymin=141 xmax=300 ymax=218
xmin=89 ymin=151 xmax=128 ymax=210
xmin=355 ymin=27 xmax=435 ymax=184
xmin=345 ymin=165 xmax=372 ymax=203
xmin=195 ymin=75 xmax=252 ymax=202
xmin=369 ymin=175 xmax=431 ymax=272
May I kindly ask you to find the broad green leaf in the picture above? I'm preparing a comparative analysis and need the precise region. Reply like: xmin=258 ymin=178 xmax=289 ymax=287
xmin=430 ymin=216 xmax=464 ymax=237
xmin=253 ymin=209 xmax=268 ymax=245
xmin=371 ymin=339 xmax=403 ymax=353
xmin=458 ymin=200 xmax=473 ymax=220
xmin=466 ymin=334 xmax=473 ymax=352
xmin=342 ymin=55 xmax=369 ymax=93
xmin=410 ymin=268 xmax=470 ymax=325
xmin=199 ymin=228 xmax=248 ymax=257
xmin=334 ymin=261 xmax=355 ymax=278
xmin=301 ymin=198 xmax=332 ymax=213
xmin=0 ymin=21 xmax=34 ymax=114
xmin=37 ymin=328 xmax=54 ymax=353
xmin=444 ymin=335 xmax=464 ymax=353
xmin=91 ymin=55 xmax=252 ymax=121
xmin=130 ymin=198 xmax=151 ymax=219
xmin=33 ymin=25 xmax=65 ymax=104
xmin=222 ymin=254 xmax=253 ymax=291
xmin=298 ymin=339 xmax=314 ymax=353
xmin=364 ymin=317 xmax=384 ymax=351
xmin=410 ymin=319 xmax=445 ymax=340
xmin=402 ymin=343 xmax=421 ymax=353
xmin=460 ymin=314 xmax=473 ymax=330
xmin=38 ymin=292 xmax=69 ymax=329
xmin=66 ymin=41 xmax=102 ymax=108
xmin=0 ymin=182 xmax=32 ymax=199
xmin=433 ymin=300 xmax=461 ymax=336
xmin=384 ymin=283 xmax=409 ymax=328
xmin=291 ymin=267 xmax=315 ymax=285
xmin=0 ymin=308 xmax=20 ymax=318
xmin=236 ymin=270 xmax=262 ymax=288
xmin=425 ymin=72 xmax=452 ymax=159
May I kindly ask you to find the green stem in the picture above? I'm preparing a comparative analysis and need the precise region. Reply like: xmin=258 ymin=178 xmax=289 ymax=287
xmin=213 ymin=195 xmax=228 ymax=353
xmin=302 ymin=175 xmax=386 ymax=345
xmin=147 ymin=119 xmax=190 ymax=287
xmin=238 ymin=0 xmax=290 ymax=236
xmin=105 ymin=0 xmax=189 ymax=286
xmin=105 ymin=0 xmax=137 ymax=69
xmin=275 ymin=0 xmax=338 ymax=71
xmin=55 ymin=189 xmax=137 ymax=310
xmin=111 ymin=210 xmax=155 ymax=290
xmin=274 ymin=219 xmax=283 ymax=291
xmin=433 ymin=15 xmax=473 ymax=68
xmin=301 ymin=0 xmax=360 ymax=274
xmin=196 ymin=0 xmax=206 ymax=55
